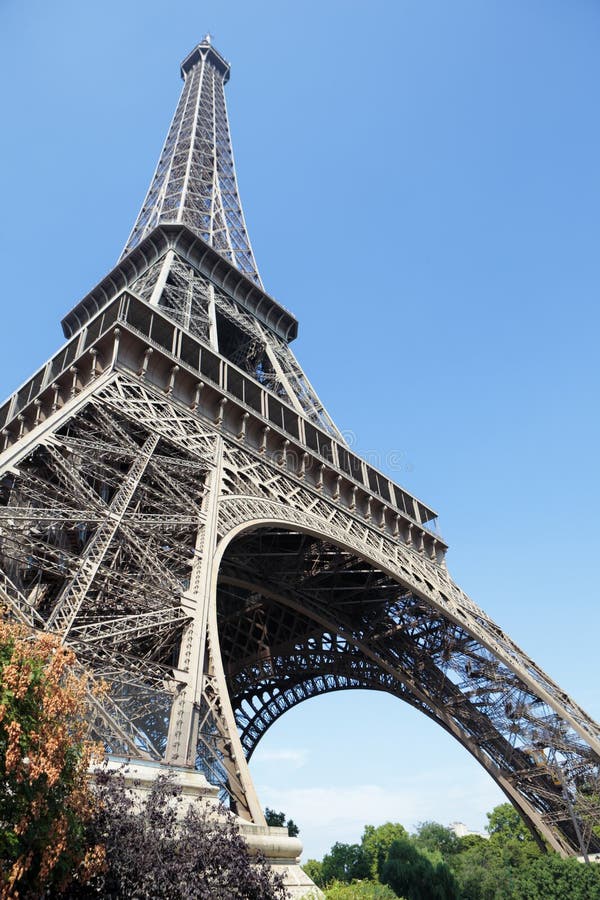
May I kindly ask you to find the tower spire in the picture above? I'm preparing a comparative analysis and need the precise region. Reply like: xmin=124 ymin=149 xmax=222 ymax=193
xmin=122 ymin=38 xmax=262 ymax=287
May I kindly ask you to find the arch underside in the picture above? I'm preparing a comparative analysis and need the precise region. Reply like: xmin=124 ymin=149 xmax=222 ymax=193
xmin=0 ymin=381 xmax=598 ymax=855
xmin=216 ymin=526 xmax=600 ymax=855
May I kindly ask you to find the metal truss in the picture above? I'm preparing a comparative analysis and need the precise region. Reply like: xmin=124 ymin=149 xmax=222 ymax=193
xmin=118 ymin=32 xmax=342 ymax=438
xmin=0 ymin=36 xmax=598 ymax=861
xmin=122 ymin=36 xmax=262 ymax=286
xmin=127 ymin=248 xmax=343 ymax=439
xmin=215 ymin=525 xmax=599 ymax=854
xmin=0 ymin=370 xmax=598 ymax=852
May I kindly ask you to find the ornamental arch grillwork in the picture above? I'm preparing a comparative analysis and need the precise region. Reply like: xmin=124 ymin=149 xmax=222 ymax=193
xmin=211 ymin=511 xmax=600 ymax=856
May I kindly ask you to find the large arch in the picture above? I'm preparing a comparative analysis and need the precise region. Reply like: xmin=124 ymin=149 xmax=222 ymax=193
xmin=209 ymin=508 xmax=600 ymax=856
xmin=1 ymin=376 xmax=597 ymax=858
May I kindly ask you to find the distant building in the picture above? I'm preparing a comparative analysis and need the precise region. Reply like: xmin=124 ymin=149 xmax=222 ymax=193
xmin=449 ymin=822 xmax=489 ymax=840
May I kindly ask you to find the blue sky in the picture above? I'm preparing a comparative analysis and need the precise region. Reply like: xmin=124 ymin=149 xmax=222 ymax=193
xmin=1 ymin=0 xmax=599 ymax=861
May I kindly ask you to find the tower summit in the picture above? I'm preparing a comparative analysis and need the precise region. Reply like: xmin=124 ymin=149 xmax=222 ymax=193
xmin=123 ymin=36 xmax=262 ymax=287
xmin=0 ymin=37 xmax=599 ymax=866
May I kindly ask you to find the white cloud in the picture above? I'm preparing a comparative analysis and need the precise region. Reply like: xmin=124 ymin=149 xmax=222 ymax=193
xmin=252 ymin=747 xmax=309 ymax=769
xmin=255 ymin=772 xmax=504 ymax=861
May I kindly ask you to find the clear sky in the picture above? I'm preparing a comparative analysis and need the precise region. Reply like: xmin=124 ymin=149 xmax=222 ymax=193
xmin=1 ymin=0 xmax=599 ymax=862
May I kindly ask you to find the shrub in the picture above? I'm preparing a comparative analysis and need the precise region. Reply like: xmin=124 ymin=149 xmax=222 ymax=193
xmin=63 ymin=768 xmax=287 ymax=899
xmin=325 ymin=879 xmax=401 ymax=899
xmin=0 ymin=619 xmax=102 ymax=899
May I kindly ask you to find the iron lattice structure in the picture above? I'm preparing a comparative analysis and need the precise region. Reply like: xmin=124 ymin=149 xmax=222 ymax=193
xmin=1 ymin=36 xmax=599 ymax=856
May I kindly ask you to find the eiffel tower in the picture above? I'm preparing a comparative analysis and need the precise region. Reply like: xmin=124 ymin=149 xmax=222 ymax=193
xmin=1 ymin=35 xmax=599 ymax=861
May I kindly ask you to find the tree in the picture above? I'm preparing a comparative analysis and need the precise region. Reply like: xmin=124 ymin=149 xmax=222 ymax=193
xmin=0 ymin=618 xmax=103 ymax=899
xmin=512 ymin=853 xmax=600 ymax=899
xmin=64 ymin=769 xmax=287 ymax=899
xmin=574 ymin=779 xmax=600 ymax=845
xmin=447 ymin=836 xmax=496 ymax=900
xmin=485 ymin=802 xmax=541 ymax=870
xmin=321 ymin=841 xmax=370 ymax=885
xmin=449 ymin=805 xmax=544 ymax=900
xmin=324 ymin=879 xmax=401 ymax=899
xmin=413 ymin=822 xmax=460 ymax=858
xmin=265 ymin=806 xmax=300 ymax=837
xmin=361 ymin=822 xmax=408 ymax=879
xmin=302 ymin=858 xmax=325 ymax=888
xmin=486 ymin=802 xmax=532 ymax=843
xmin=380 ymin=836 xmax=459 ymax=900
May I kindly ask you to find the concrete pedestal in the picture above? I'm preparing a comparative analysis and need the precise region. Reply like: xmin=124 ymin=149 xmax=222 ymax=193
xmin=94 ymin=760 xmax=322 ymax=898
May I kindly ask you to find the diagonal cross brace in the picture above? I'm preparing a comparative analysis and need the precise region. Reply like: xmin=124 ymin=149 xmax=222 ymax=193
xmin=68 ymin=607 xmax=189 ymax=645
xmin=46 ymin=432 xmax=160 ymax=637
xmin=0 ymin=577 xmax=159 ymax=759
xmin=84 ymin=681 xmax=160 ymax=761
xmin=0 ymin=570 xmax=46 ymax=628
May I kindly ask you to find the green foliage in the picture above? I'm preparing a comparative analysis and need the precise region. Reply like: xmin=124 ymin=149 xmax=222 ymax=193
xmin=306 ymin=802 xmax=600 ymax=900
xmin=321 ymin=841 xmax=370 ymax=885
xmin=456 ymin=833 xmax=487 ymax=851
xmin=574 ymin=781 xmax=600 ymax=843
xmin=265 ymin=806 xmax=300 ymax=837
xmin=302 ymin=858 xmax=324 ymax=888
xmin=486 ymin=803 xmax=533 ymax=844
xmin=324 ymin=879 xmax=401 ymax=899
xmin=450 ymin=821 xmax=532 ymax=900
xmin=414 ymin=822 xmax=460 ymax=858
xmin=451 ymin=836 xmax=600 ymax=900
xmin=449 ymin=838 xmax=503 ymax=900
xmin=381 ymin=836 xmax=459 ymax=900
xmin=512 ymin=853 xmax=600 ymax=899
xmin=484 ymin=802 xmax=541 ymax=873
xmin=362 ymin=822 xmax=408 ymax=879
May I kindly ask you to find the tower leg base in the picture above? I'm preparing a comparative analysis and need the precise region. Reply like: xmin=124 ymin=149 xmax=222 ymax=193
xmin=92 ymin=760 xmax=323 ymax=897
xmin=238 ymin=821 xmax=323 ymax=898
